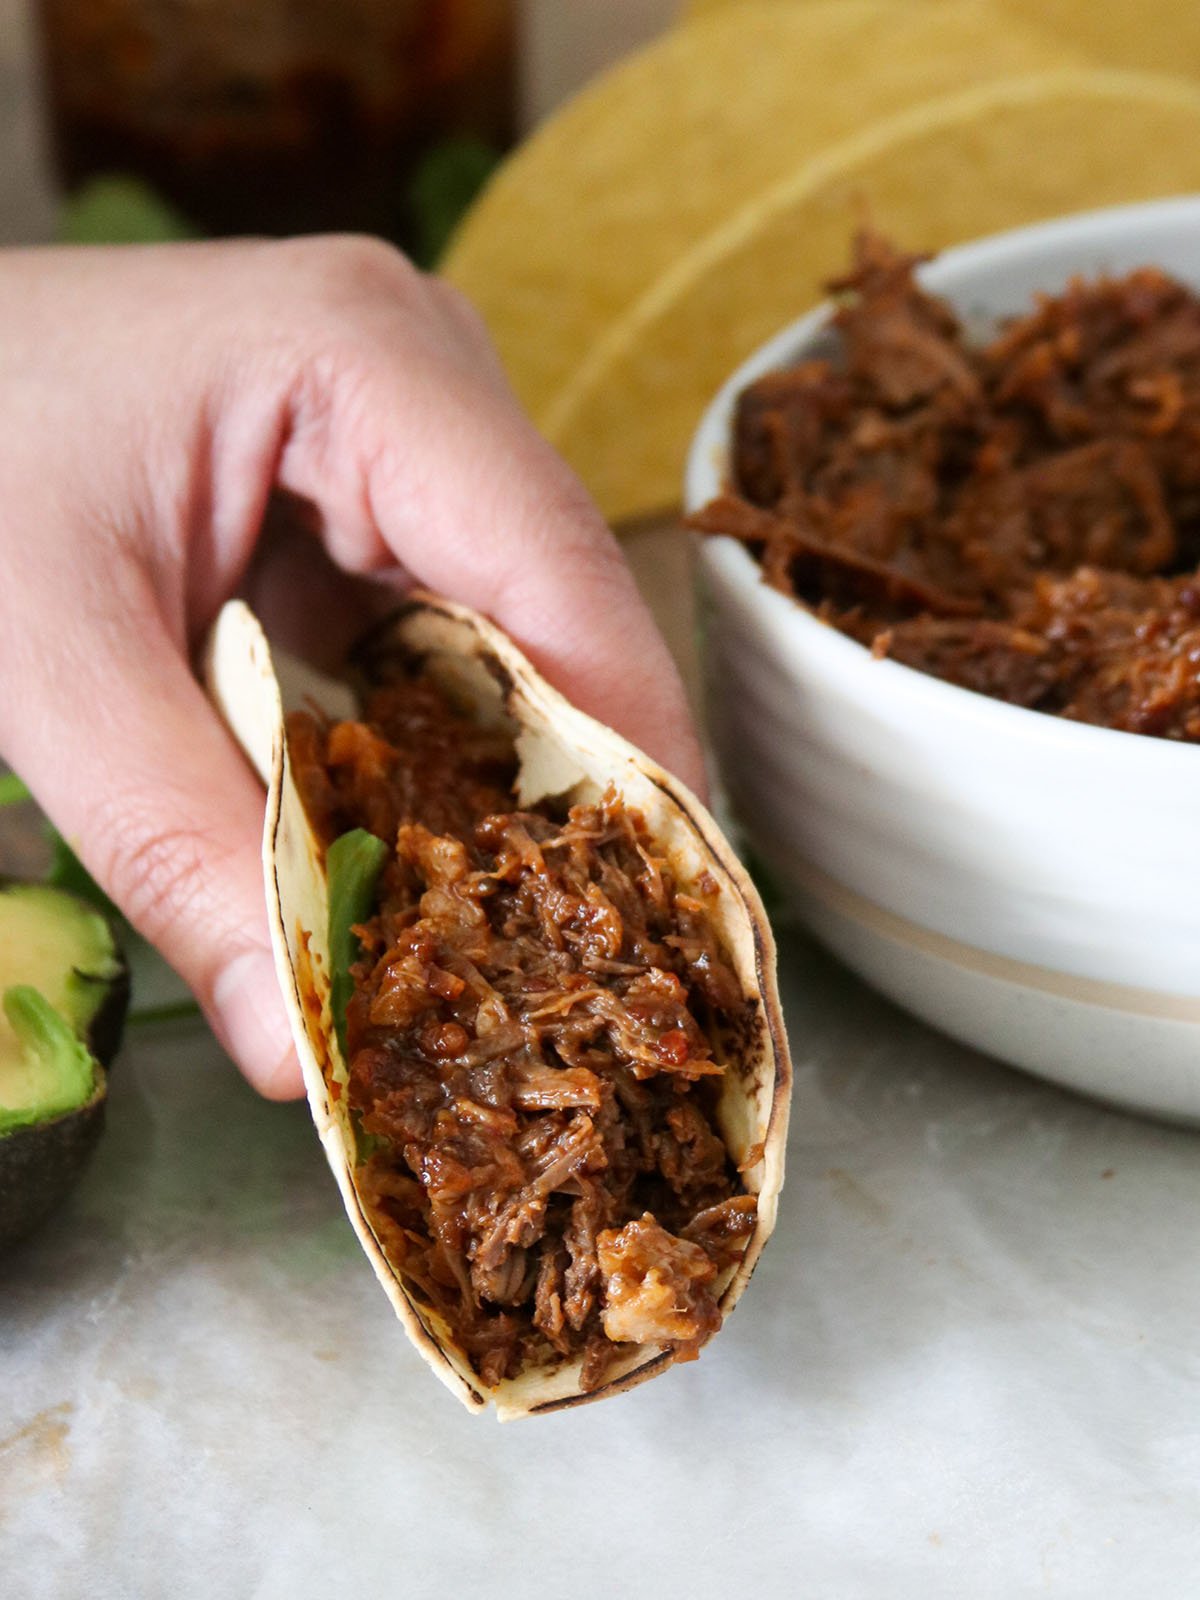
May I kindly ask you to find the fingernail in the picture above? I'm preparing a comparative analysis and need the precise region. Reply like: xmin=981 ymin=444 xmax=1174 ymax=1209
xmin=213 ymin=946 xmax=302 ymax=1100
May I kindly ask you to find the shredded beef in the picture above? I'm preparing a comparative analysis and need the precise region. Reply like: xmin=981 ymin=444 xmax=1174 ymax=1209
xmin=692 ymin=230 xmax=1200 ymax=740
xmin=288 ymin=671 xmax=755 ymax=1390
xmin=595 ymin=1214 xmax=721 ymax=1354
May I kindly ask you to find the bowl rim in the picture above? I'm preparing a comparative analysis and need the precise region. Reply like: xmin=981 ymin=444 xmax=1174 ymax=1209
xmin=684 ymin=194 xmax=1200 ymax=769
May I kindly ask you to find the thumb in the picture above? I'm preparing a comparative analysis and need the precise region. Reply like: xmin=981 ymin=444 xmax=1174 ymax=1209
xmin=2 ymin=606 xmax=301 ymax=1100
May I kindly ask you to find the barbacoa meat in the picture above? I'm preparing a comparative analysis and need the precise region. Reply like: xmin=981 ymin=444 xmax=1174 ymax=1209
xmin=288 ymin=671 xmax=755 ymax=1391
xmin=691 ymin=231 xmax=1200 ymax=740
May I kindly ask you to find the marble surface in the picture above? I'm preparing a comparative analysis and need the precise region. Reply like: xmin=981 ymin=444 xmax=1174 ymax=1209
xmin=4 ymin=893 xmax=1200 ymax=1598
xmin=2 ymin=485 xmax=1199 ymax=1600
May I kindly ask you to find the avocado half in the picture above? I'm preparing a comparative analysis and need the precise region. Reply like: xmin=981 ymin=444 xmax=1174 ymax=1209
xmin=0 ymin=882 xmax=129 ymax=1251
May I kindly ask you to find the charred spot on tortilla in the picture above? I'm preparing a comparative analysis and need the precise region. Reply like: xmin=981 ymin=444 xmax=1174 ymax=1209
xmin=349 ymin=597 xmax=519 ymax=718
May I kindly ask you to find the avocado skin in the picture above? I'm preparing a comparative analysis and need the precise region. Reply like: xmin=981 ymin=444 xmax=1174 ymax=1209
xmin=0 ymin=1077 xmax=106 ymax=1251
xmin=0 ymin=901 xmax=130 ymax=1254
xmin=84 ymin=957 xmax=131 ymax=1071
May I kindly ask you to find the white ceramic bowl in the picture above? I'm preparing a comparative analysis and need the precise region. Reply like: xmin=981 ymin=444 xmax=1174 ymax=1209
xmin=686 ymin=196 xmax=1200 ymax=1123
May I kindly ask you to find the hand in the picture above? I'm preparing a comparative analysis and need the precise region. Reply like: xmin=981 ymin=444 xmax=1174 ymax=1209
xmin=0 ymin=237 xmax=703 ymax=1099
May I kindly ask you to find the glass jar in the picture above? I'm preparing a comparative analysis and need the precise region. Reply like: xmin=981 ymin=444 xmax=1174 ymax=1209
xmin=37 ymin=0 xmax=516 ymax=251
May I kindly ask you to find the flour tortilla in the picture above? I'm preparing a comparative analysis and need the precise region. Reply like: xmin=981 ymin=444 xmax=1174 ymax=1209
xmin=205 ymin=596 xmax=791 ymax=1418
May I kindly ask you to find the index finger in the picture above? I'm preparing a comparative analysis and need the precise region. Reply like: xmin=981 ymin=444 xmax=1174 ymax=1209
xmin=278 ymin=281 xmax=707 ymax=795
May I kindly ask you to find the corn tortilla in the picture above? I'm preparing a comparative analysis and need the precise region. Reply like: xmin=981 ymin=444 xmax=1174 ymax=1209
xmin=685 ymin=0 xmax=1200 ymax=80
xmin=443 ymin=1 xmax=1079 ymax=440
xmin=544 ymin=69 xmax=1200 ymax=521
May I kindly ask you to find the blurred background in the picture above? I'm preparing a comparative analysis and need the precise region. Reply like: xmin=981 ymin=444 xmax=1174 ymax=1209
xmin=7 ymin=0 xmax=1200 ymax=537
xmin=0 ymin=0 xmax=682 ymax=254
xmin=10 ymin=0 xmax=1200 ymax=683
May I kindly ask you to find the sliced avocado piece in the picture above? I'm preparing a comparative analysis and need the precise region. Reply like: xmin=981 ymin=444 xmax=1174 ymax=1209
xmin=0 ymin=986 xmax=99 ymax=1134
xmin=327 ymin=827 xmax=389 ymax=1065
xmin=0 ymin=883 xmax=129 ymax=1251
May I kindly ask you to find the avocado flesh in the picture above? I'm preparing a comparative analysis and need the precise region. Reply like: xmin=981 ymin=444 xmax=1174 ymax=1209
xmin=0 ymin=884 xmax=123 ymax=1132
xmin=0 ymin=987 xmax=100 ymax=1132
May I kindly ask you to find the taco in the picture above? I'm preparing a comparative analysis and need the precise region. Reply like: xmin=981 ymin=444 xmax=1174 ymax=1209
xmin=206 ymin=596 xmax=790 ymax=1418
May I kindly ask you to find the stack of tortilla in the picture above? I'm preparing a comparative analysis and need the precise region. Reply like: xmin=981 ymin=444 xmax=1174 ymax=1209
xmin=443 ymin=0 xmax=1200 ymax=521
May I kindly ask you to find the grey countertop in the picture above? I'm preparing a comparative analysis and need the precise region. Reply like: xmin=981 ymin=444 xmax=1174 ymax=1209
xmin=5 ymin=864 xmax=1200 ymax=1599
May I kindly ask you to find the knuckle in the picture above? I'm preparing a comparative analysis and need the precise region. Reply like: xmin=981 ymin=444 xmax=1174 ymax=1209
xmin=283 ymin=233 xmax=421 ymax=309
xmin=494 ymin=496 xmax=627 ymax=615
xmin=276 ymin=236 xmax=434 ymax=415
xmin=428 ymin=276 xmax=489 ymax=339
xmin=527 ymin=474 xmax=618 ymax=564
xmin=90 ymin=794 xmax=225 ymax=971
xmin=426 ymin=279 xmax=511 ymax=389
